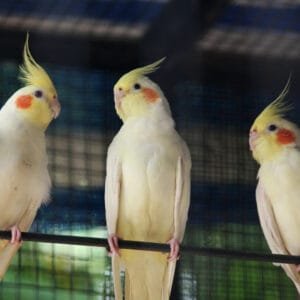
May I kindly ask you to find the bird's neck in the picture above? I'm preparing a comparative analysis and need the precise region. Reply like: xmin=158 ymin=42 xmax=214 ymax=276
xmin=258 ymin=147 xmax=299 ymax=176
xmin=0 ymin=107 xmax=45 ymax=140
xmin=122 ymin=110 xmax=175 ymax=135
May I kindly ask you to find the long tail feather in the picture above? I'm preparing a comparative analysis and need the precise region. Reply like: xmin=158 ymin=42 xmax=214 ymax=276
xmin=0 ymin=243 xmax=21 ymax=280
xmin=112 ymin=255 xmax=123 ymax=300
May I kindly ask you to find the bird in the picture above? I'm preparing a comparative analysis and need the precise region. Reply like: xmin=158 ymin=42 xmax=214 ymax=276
xmin=105 ymin=58 xmax=191 ymax=300
xmin=0 ymin=35 xmax=60 ymax=279
xmin=249 ymin=78 xmax=300 ymax=293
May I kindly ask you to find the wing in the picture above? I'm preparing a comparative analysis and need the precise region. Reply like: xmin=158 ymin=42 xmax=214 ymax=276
xmin=256 ymin=181 xmax=288 ymax=255
xmin=0 ymin=198 xmax=41 ymax=279
xmin=165 ymin=142 xmax=191 ymax=294
xmin=104 ymin=143 xmax=122 ymax=236
xmin=173 ymin=142 xmax=191 ymax=243
xmin=256 ymin=181 xmax=300 ymax=286
xmin=104 ymin=143 xmax=123 ymax=299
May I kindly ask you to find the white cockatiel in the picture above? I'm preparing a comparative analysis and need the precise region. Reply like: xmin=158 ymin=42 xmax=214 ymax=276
xmin=105 ymin=59 xmax=191 ymax=299
xmin=0 ymin=35 xmax=60 ymax=278
xmin=249 ymin=81 xmax=300 ymax=293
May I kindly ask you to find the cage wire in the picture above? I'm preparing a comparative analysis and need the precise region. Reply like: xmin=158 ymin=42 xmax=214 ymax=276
xmin=0 ymin=0 xmax=299 ymax=299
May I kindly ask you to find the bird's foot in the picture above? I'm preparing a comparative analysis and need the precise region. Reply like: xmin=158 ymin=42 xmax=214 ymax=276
xmin=168 ymin=238 xmax=180 ymax=262
xmin=296 ymin=264 xmax=300 ymax=273
xmin=10 ymin=225 xmax=21 ymax=244
xmin=108 ymin=234 xmax=120 ymax=256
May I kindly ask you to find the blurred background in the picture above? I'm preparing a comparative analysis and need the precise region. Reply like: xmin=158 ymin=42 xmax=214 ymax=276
xmin=0 ymin=0 xmax=299 ymax=299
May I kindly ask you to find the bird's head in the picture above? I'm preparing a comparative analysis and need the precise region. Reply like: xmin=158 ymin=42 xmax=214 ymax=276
xmin=249 ymin=79 xmax=298 ymax=164
xmin=113 ymin=58 xmax=169 ymax=121
xmin=9 ymin=35 xmax=60 ymax=130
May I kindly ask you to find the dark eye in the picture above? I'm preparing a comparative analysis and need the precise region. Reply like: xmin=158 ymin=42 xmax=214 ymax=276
xmin=118 ymin=87 xmax=123 ymax=91
xmin=34 ymin=90 xmax=43 ymax=98
xmin=268 ymin=124 xmax=277 ymax=132
xmin=133 ymin=83 xmax=141 ymax=90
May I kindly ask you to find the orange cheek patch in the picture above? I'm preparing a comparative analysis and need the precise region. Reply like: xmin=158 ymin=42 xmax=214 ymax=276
xmin=142 ymin=88 xmax=159 ymax=103
xmin=16 ymin=95 xmax=33 ymax=109
xmin=276 ymin=128 xmax=296 ymax=145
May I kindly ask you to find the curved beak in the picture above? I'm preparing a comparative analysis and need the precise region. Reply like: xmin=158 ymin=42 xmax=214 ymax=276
xmin=50 ymin=97 xmax=61 ymax=119
xmin=249 ymin=130 xmax=258 ymax=151
xmin=114 ymin=89 xmax=127 ymax=108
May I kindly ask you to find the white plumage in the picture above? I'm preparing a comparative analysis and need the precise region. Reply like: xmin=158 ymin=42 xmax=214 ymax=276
xmin=256 ymin=148 xmax=300 ymax=292
xmin=250 ymin=83 xmax=300 ymax=293
xmin=0 ymin=35 xmax=60 ymax=278
xmin=0 ymin=91 xmax=51 ymax=277
xmin=105 ymin=59 xmax=191 ymax=299
xmin=107 ymin=110 xmax=191 ymax=243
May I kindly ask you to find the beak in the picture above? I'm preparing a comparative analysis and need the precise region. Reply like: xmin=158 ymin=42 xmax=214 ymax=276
xmin=50 ymin=97 xmax=61 ymax=119
xmin=249 ymin=130 xmax=258 ymax=151
xmin=114 ymin=89 xmax=127 ymax=108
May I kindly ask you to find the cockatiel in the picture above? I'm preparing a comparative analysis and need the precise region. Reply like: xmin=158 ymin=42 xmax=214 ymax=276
xmin=105 ymin=58 xmax=191 ymax=300
xmin=0 ymin=35 xmax=60 ymax=278
xmin=249 ymin=79 xmax=300 ymax=293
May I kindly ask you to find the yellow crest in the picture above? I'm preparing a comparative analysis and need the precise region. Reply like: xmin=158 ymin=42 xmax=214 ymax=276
xmin=19 ymin=34 xmax=57 ymax=95
xmin=116 ymin=57 xmax=166 ymax=86
xmin=129 ymin=57 xmax=165 ymax=77
xmin=252 ymin=76 xmax=292 ymax=130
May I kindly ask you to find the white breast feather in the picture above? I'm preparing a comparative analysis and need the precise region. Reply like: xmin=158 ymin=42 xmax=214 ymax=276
xmin=0 ymin=108 xmax=50 ymax=230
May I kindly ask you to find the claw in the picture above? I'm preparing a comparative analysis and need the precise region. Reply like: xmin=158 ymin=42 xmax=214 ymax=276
xmin=108 ymin=234 xmax=120 ymax=256
xmin=168 ymin=238 xmax=180 ymax=261
xmin=10 ymin=225 xmax=22 ymax=244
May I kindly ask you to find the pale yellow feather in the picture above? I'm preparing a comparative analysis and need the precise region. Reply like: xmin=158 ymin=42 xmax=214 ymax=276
xmin=106 ymin=60 xmax=191 ymax=299
xmin=0 ymin=35 xmax=58 ymax=278
xmin=250 ymin=76 xmax=300 ymax=294
xmin=256 ymin=147 xmax=300 ymax=293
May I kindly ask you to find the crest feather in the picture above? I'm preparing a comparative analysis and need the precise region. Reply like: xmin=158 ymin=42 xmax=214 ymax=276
xmin=130 ymin=57 xmax=165 ymax=78
xmin=117 ymin=57 xmax=166 ymax=87
xmin=19 ymin=34 xmax=56 ymax=95
xmin=253 ymin=76 xmax=292 ymax=127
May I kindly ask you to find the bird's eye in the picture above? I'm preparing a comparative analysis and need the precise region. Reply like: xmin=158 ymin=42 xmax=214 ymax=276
xmin=34 ymin=90 xmax=43 ymax=98
xmin=118 ymin=87 xmax=123 ymax=91
xmin=133 ymin=83 xmax=141 ymax=90
xmin=268 ymin=124 xmax=278 ymax=132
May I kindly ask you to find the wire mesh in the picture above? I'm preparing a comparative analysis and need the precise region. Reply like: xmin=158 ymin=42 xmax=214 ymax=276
xmin=0 ymin=60 xmax=296 ymax=299
xmin=0 ymin=0 xmax=299 ymax=299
